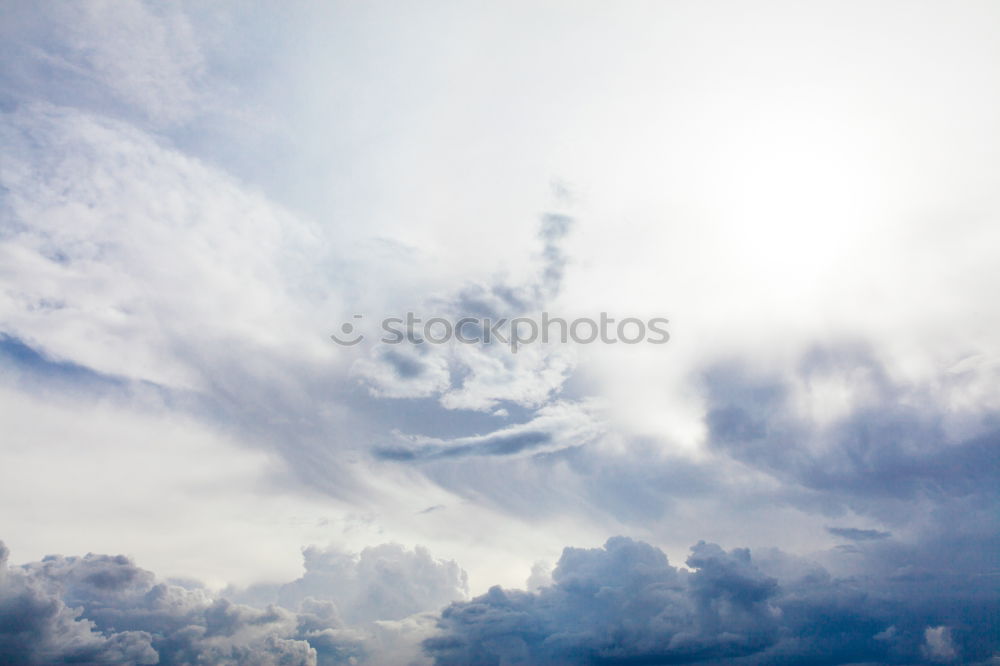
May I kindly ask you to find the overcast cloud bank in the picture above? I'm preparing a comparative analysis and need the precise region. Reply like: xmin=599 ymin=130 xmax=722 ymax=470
xmin=426 ymin=535 xmax=999 ymax=665
xmin=3 ymin=532 xmax=997 ymax=665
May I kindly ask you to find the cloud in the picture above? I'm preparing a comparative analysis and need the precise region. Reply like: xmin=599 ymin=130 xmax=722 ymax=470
xmin=922 ymin=626 xmax=958 ymax=663
xmin=424 ymin=537 xmax=780 ymax=665
xmin=1 ymin=1 xmax=205 ymax=125
xmin=352 ymin=347 xmax=453 ymax=400
xmin=353 ymin=212 xmax=578 ymax=413
xmin=0 ymin=101 xmax=329 ymax=391
xmin=0 ymin=98 xmax=386 ymax=502
xmin=6 ymin=528 xmax=998 ymax=666
xmin=5 ymin=529 xmax=999 ymax=666
xmin=273 ymin=543 xmax=468 ymax=625
xmin=3 ymin=546 xmax=355 ymax=666
xmin=0 ymin=542 xmax=157 ymax=665
xmin=525 ymin=561 xmax=552 ymax=592
xmin=826 ymin=527 xmax=892 ymax=541
xmin=424 ymin=536 xmax=1000 ymax=665
xmin=0 ymin=539 xmax=468 ymax=665
xmin=701 ymin=345 xmax=1000 ymax=519
xmin=374 ymin=399 xmax=605 ymax=463
xmin=1 ymin=6 xmax=998 ymax=664
xmin=375 ymin=430 xmax=551 ymax=462
xmin=0 ymin=99 xmax=590 ymax=502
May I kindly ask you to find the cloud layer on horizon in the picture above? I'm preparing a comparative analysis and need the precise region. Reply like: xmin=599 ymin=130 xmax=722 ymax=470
xmin=0 ymin=539 xmax=468 ymax=665
xmin=3 ymin=531 xmax=997 ymax=665
xmin=426 ymin=535 xmax=998 ymax=665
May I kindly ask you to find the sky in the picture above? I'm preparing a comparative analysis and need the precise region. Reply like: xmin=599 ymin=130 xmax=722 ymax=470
xmin=1 ymin=1 xmax=998 ymax=664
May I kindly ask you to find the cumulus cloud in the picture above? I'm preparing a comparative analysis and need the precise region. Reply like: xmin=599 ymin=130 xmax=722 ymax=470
xmin=6 ymin=530 xmax=997 ymax=665
xmin=424 ymin=536 xmax=1000 ymax=665
xmin=0 ymin=539 xmax=469 ymax=665
xmin=0 ymin=543 xmax=157 ymax=665
xmin=5 ymin=531 xmax=999 ymax=665
xmin=424 ymin=537 xmax=778 ymax=665
xmin=271 ymin=543 xmax=468 ymax=624
xmin=923 ymin=626 xmax=958 ymax=663
xmin=0 ymin=543 xmax=355 ymax=665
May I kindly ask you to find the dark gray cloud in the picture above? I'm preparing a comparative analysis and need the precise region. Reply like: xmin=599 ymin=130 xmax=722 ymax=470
xmin=701 ymin=345 xmax=1000 ymax=521
xmin=826 ymin=527 xmax=892 ymax=541
xmin=424 ymin=536 xmax=1000 ymax=665
xmin=363 ymin=342 xmax=999 ymax=575
xmin=0 ymin=540 xmax=467 ymax=665
xmin=0 ymin=543 xmax=355 ymax=665
xmin=4 ymin=525 xmax=998 ymax=665
xmin=0 ymin=542 xmax=158 ymax=665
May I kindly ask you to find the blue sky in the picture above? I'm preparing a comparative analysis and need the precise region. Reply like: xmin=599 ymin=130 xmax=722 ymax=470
xmin=1 ymin=2 xmax=998 ymax=664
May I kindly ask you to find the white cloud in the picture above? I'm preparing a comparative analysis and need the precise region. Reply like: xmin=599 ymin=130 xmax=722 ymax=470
xmin=2 ymin=1 xmax=205 ymax=124
xmin=0 ymin=102 xmax=337 ymax=391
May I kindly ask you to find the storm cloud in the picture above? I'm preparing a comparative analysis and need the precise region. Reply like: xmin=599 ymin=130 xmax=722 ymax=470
xmin=423 ymin=536 xmax=999 ymax=665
